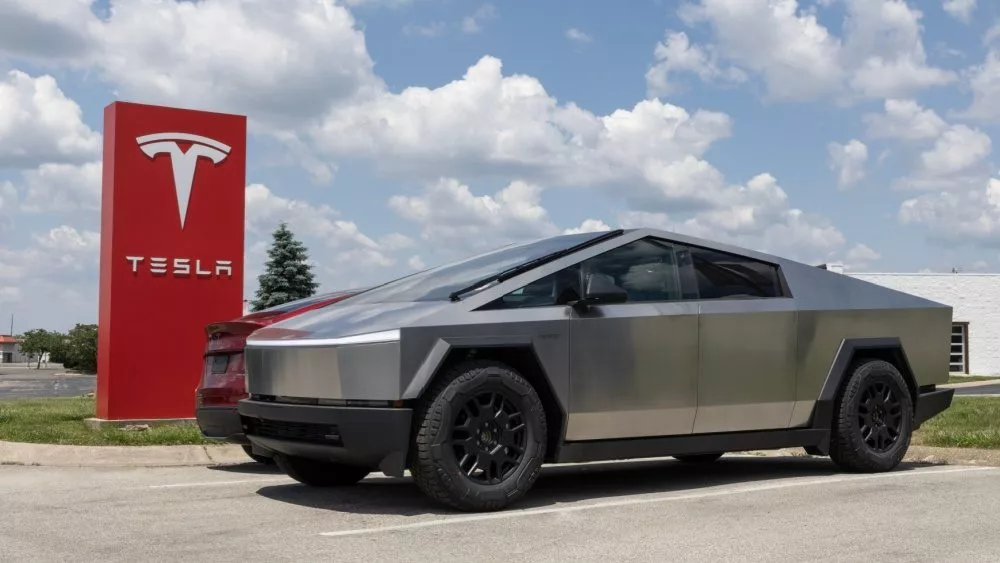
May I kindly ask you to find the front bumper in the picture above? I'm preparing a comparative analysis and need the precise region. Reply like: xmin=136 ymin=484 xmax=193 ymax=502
xmin=195 ymin=406 xmax=249 ymax=445
xmin=237 ymin=399 xmax=413 ymax=477
xmin=914 ymin=386 xmax=955 ymax=429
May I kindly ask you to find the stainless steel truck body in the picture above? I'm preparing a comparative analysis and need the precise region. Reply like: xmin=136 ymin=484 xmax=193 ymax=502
xmin=237 ymin=228 xmax=955 ymax=511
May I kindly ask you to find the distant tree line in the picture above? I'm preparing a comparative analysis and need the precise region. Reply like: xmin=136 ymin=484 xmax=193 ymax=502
xmin=18 ymin=324 xmax=98 ymax=372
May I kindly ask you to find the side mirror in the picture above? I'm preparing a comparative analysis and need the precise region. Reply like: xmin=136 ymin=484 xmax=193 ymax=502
xmin=571 ymin=273 xmax=628 ymax=311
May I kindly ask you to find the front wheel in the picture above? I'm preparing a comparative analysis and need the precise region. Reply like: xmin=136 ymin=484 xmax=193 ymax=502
xmin=410 ymin=359 xmax=548 ymax=512
xmin=829 ymin=359 xmax=913 ymax=473
xmin=274 ymin=454 xmax=370 ymax=486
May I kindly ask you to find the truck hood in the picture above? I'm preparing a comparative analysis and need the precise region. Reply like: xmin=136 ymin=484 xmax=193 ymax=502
xmin=244 ymin=300 xmax=449 ymax=345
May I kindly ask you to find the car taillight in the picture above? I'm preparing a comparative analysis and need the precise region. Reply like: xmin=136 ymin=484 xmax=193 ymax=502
xmin=196 ymin=352 xmax=247 ymax=407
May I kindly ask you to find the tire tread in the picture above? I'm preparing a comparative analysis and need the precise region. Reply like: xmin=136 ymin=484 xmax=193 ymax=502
xmin=829 ymin=358 xmax=913 ymax=473
xmin=410 ymin=359 xmax=547 ymax=511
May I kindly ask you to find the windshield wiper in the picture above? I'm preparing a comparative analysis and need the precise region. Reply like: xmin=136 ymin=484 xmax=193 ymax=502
xmin=448 ymin=229 xmax=625 ymax=302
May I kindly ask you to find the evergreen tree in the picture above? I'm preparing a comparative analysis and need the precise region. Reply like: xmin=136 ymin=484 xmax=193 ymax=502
xmin=251 ymin=222 xmax=319 ymax=311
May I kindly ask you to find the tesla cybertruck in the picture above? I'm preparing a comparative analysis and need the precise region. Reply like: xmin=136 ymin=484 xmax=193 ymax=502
xmin=237 ymin=228 xmax=955 ymax=511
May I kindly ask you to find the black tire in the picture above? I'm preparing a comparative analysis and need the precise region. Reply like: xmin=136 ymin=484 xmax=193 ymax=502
xmin=410 ymin=359 xmax=547 ymax=512
xmin=242 ymin=444 xmax=275 ymax=465
xmin=673 ymin=453 xmax=724 ymax=463
xmin=829 ymin=359 xmax=913 ymax=473
xmin=274 ymin=454 xmax=370 ymax=486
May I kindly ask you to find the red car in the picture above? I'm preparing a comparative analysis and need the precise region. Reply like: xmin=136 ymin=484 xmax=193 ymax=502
xmin=195 ymin=289 xmax=362 ymax=463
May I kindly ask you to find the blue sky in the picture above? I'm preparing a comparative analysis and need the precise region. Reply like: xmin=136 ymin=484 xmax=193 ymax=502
xmin=2 ymin=0 xmax=1000 ymax=331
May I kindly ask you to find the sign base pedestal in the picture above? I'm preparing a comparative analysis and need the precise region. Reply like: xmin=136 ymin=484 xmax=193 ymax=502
xmin=83 ymin=417 xmax=197 ymax=431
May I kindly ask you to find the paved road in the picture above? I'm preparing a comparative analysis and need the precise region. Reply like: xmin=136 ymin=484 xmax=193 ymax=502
xmin=2 ymin=455 xmax=998 ymax=562
xmin=0 ymin=367 xmax=95 ymax=400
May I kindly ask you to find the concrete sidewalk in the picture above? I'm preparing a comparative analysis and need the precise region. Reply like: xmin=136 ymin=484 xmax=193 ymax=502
xmin=0 ymin=440 xmax=250 ymax=467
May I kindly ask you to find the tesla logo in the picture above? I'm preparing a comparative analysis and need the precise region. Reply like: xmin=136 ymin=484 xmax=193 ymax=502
xmin=136 ymin=132 xmax=231 ymax=230
xmin=125 ymin=256 xmax=234 ymax=278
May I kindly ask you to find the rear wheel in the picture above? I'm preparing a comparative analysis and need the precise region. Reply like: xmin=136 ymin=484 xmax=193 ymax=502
xmin=241 ymin=445 xmax=274 ymax=465
xmin=673 ymin=453 xmax=724 ymax=463
xmin=829 ymin=359 xmax=913 ymax=473
xmin=410 ymin=359 xmax=547 ymax=512
xmin=274 ymin=454 xmax=370 ymax=486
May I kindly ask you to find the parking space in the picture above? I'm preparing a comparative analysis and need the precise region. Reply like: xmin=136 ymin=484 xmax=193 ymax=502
xmin=0 ymin=367 xmax=95 ymax=399
xmin=2 ymin=455 xmax=999 ymax=562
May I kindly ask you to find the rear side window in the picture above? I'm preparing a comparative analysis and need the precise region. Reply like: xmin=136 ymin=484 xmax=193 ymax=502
xmin=676 ymin=245 xmax=784 ymax=299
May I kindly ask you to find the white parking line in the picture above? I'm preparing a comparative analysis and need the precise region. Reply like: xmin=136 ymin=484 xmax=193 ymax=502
xmin=319 ymin=466 xmax=996 ymax=538
xmin=147 ymin=477 xmax=293 ymax=489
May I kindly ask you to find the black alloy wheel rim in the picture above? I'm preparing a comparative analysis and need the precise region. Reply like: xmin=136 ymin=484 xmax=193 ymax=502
xmin=857 ymin=379 xmax=904 ymax=452
xmin=450 ymin=391 xmax=528 ymax=485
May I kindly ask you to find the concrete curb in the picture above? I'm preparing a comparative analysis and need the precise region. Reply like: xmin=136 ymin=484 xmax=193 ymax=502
xmin=3 ymin=439 xmax=1000 ymax=469
xmin=941 ymin=378 xmax=1000 ymax=389
xmin=0 ymin=440 xmax=250 ymax=467
xmin=746 ymin=445 xmax=1000 ymax=467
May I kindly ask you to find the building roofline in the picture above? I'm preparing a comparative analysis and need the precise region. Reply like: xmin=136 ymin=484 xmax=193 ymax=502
xmin=846 ymin=272 xmax=1000 ymax=277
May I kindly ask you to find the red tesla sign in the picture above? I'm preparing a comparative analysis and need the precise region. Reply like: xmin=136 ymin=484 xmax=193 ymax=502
xmin=96 ymin=101 xmax=246 ymax=421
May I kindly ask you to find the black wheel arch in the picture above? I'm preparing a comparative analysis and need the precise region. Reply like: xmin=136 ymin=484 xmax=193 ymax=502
xmin=404 ymin=340 xmax=567 ymax=463
xmin=811 ymin=337 xmax=920 ymax=440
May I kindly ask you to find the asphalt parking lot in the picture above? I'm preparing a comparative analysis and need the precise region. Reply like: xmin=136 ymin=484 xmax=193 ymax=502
xmin=2 ymin=455 xmax=998 ymax=562
xmin=0 ymin=366 xmax=95 ymax=399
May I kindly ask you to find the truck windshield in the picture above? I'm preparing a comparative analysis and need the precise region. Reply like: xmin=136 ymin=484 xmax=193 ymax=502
xmin=342 ymin=231 xmax=616 ymax=304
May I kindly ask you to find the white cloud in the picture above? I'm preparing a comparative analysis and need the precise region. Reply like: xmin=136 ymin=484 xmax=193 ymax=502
xmin=404 ymin=21 xmax=446 ymax=37
xmin=0 ymin=70 xmax=101 ymax=169
xmin=827 ymin=139 xmax=869 ymax=188
xmin=242 ymin=184 xmax=413 ymax=293
xmin=388 ymin=178 xmax=559 ymax=253
xmin=0 ymin=0 xmax=98 ymax=64
xmin=645 ymin=31 xmax=747 ymax=97
xmin=461 ymin=3 xmax=497 ymax=34
xmin=845 ymin=243 xmax=882 ymax=269
xmin=862 ymin=98 xmax=947 ymax=140
xmin=898 ymin=177 xmax=1000 ymax=245
xmin=407 ymin=255 xmax=427 ymax=270
xmin=17 ymin=161 xmax=102 ymax=213
xmin=985 ymin=24 xmax=1000 ymax=46
xmin=942 ymin=0 xmax=976 ymax=23
xmin=313 ymin=55 xmax=746 ymax=213
xmin=245 ymin=183 xmax=390 ymax=258
xmin=952 ymin=49 xmax=1000 ymax=123
xmin=671 ymin=0 xmax=955 ymax=102
xmin=895 ymin=124 xmax=993 ymax=190
xmin=89 ymin=0 xmax=381 ymax=132
xmin=0 ymin=181 xmax=16 ymax=232
xmin=0 ymin=225 xmax=100 ymax=286
xmin=0 ymin=286 xmax=20 ymax=302
xmin=565 ymin=28 xmax=592 ymax=43
xmin=316 ymin=53 xmax=864 ymax=262
xmin=564 ymin=219 xmax=611 ymax=234
xmin=0 ymin=224 xmax=103 ymax=330
xmin=378 ymin=232 xmax=416 ymax=251
xmin=618 ymin=173 xmax=853 ymax=265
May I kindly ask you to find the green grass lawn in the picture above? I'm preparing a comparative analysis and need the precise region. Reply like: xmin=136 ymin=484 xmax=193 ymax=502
xmin=947 ymin=375 xmax=1000 ymax=384
xmin=913 ymin=396 xmax=1000 ymax=449
xmin=1 ymin=393 xmax=997 ymax=450
xmin=0 ymin=396 xmax=212 ymax=446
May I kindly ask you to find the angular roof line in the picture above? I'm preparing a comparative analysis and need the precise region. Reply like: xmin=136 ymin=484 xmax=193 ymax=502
xmin=628 ymin=227 xmax=793 ymax=265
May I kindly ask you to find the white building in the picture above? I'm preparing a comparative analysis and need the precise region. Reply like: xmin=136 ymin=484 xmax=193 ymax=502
xmin=821 ymin=264 xmax=1000 ymax=376
xmin=0 ymin=335 xmax=30 ymax=364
